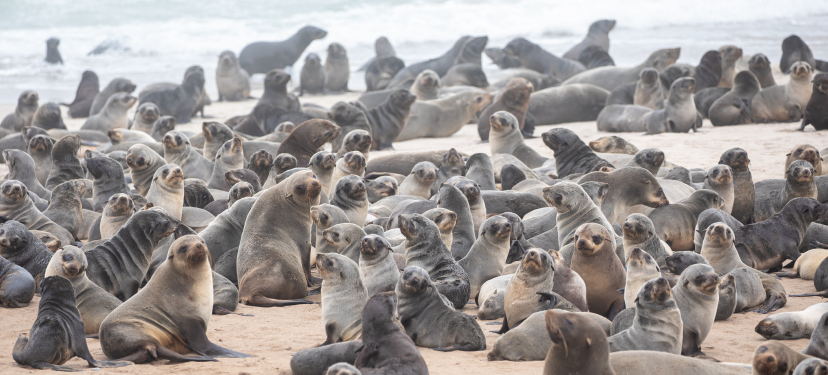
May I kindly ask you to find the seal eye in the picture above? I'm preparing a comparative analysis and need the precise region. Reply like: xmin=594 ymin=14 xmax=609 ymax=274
xmin=592 ymin=236 xmax=602 ymax=245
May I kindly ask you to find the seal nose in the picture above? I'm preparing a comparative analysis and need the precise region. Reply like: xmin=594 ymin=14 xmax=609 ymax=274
xmin=578 ymin=238 xmax=588 ymax=247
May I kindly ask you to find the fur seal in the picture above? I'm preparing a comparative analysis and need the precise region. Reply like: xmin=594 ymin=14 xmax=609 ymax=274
xmin=588 ymin=136 xmax=640 ymax=155
xmin=13 ymin=276 xmax=128 ymax=371
xmin=330 ymin=151 xmax=366 ymax=190
xmin=648 ymin=189 xmax=723 ymax=251
xmin=719 ymin=147 xmax=755 ymax=224
xmin=43 ymin=180 xmax=85 ymax=240
xmin=754 ymin=160 xmax=818 ymax=223
xmin=672 ymin=263 xmax=719 ymax=355
xmin=44 ymin=37 xmax=63 ymax=64
xmin=527 ymin=84 xmax=609 ymax=125
xmin=239 ymin=25 xmax=328 ymax=75
xmin=577 ymin=167 xmax=669 ymax=224
xmin=436 ymin=184 xmax=476 ymax=260
xmin=44 ymin=246 xmax=122 ymax=334
xmin=365 ymin=176 xmax=397 ymax=204
xmin=622 ymin=247 xmax=661 ymax=306
xmin=31 ymin=102 xmax=66 ymax=130
xmin=82 ymin=92 xmax=136 ymax=131
xmin=318 ymin=253 xmax=367 ymax=345
xmin=300 ymin=53 xmax=326 ymax=95
xmin=633 ymin=68 xmax=664 ymax=109
xmin=216 ymin=50 xmax=251 ymax=101
xmin=385 ymin=36 xmax=470 ymax=88
xmin=702 ymin=164 xmax=735 ymax=214
xmin=319 ymin=223 xmax=365 ymax=264
xmin=800 ymin=73 xmax=828 ymax=131
xmin=794 ymin=358 xmax=828 ymax=375
xmin=609 ymin=277 xmax=682 ymax=354
xmin=184 ymin=183 xmax=215 ymax=209
xmin=753 ymin=61 xmax=813 ymax=123
xmin=0 ymin=181 xmax=74 ymax=246
xmin=100 ymin=235 xmax=250 ymax=362
xmin=756 ymin=302 xmax=828 ymax=340
xmin=0 ymin=254 xmax=34 ymax=308
xmin=398 ymin=161 xmax=437 ymax=199
xmin=359 ymin=234 xmax=399 ymax=297
xmin=709 ymin=71 xmax=761 ymax=126
xmin=145 ymin=164 xmax=185 ymax=219
xmin=622 ymin=214 xmax=672 ymax=267
xmin=97 ymin=193 xmax=135 ymax=239
xmin=502 ymin=248 xmax=556 ymax=331
xmin=353 ymin=291 xmax=428 ymax=374
xmin=717 ymin=45 xmax=743 ymax=88
xmin=753 ymin=341 xmax=812 ymax=375
xmin=542 ymin=310 xmax=617 ymax=374
xmin=563 ymin=47 xmax=680 ymax=91
xmin=277 ymin=119 xmax=341 ymax=166
xmin=4 ymin=149 xmax=52 ymax=200
xmin=478 ymin=78 xmax=534 ymax=140
xmin=541 ymin=181 xmax=616 ymax=257
xmin=45 ymin=135 xmax=85 ymax=190
xmin=781 ymin=35 xmax=817 ymax=74
xmin=543 ymin=127 xmax=613 ymax=178
xmin=1 ymin=90 xmax=38 ymax=131
xmin=207 ymin=137 xmax=244 ymax=191
xmin=465 ymin=153 xmax=497 ymax=191
xmin=26 ymin=134 xmax=53 ymax=186
xmin=329 ymin=104 xmax=372 ymax=154
xmin=290 ymin=342 xmax=364 ymax=375
xmin=489 ymin=111 xmax=548 ymax=168
xmin=324 ymin=43 xmax=350 ymax=92
xmin=329 ymin=175 xmax=369 ymax=225
xmin=237 ymin=170 xmax=319 ymax=306
xmin=0 ymin=219 xmax=52 ymax=286
xmin=163 ymin=130 xmax=214 ymax=182
xmin=442 ymin=63 xmax=488 ymax=87
xmin=408 ymin=70 xmax=440 ymax=101
xmin=139 ymin=68 xmax=206 ymax=124
xmin=749 ymin=53 xmax=776 ymax=88
xmin=395 ymin=91 xmax=491 ymax=142
xmin=458 ymin=215 xmax=511 ymax=298
xmin=125 ymin=143 xmax=165 ymax=196
xmin=90 ymin=78 xmax=136 ymax=116
xmin=563 ymin=19 xmax=615 ymax=60
xmin=571 ymin=223 xmax=625 ymax=318
xmin=502 ymin=37 xmax=585 ymax=80
xmin=395 ymin=266 xmax=486 ymax=351
xmin=786 ymin=145 xmax=823 ymax=177
xmin=86 ymin=152 xmax=129 ymax=211
xmin=694 ymin=50 xmax=724 ymax=92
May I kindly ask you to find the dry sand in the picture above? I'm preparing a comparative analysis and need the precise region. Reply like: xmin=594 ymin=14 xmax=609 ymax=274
xmin=1 ymin=84 xmax=827 ymax=374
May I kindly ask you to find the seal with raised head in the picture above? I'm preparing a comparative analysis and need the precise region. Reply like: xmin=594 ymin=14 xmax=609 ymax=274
xmin=44 ymin=37 xmax=63 ymax=64
xmin=623 ymin=247 xmax=662 ymax=307
xmin=719 ymin=147 xmax=755 ymax=224
xmin=0 ymin=181 xmax=75 ymax=247
xmin=1 ymin=90 xmax=38 ymax=131
xmin=800 ymin=72 xmax=828 ymax=131
xmin=216 ymin=50 xmax=251 ymax=101
xmin=749 ymin=53 xmax=776 ymax=88
xmin=300 ymin=53 xmax=326 ymax=95
xmin=458 ymin=215 xmax=512 ymax=299
xmin=100 ymin=235 xmax=250 ymax=363
xmin=86 ymin=151 xmax=129 ymax=212
xmin=4 ymin=149 xmax=52 ymax=200
xmin=329 ymin=175 xmax=369 ymax=226
xmin=543 ymin=127 xmax=613 ymax=178
xmin=325 ymin=43 xmax=350 ymax=92
xmin=621 ymin=214 xmax=672 ymax=267
xmin=129 ymin=103 xmax=161 ymax=134
xmin=45 ymin=135 xmax=85 ymax=190
xmin=318 ymin=253 xmax=368 ymax=344
xmin=571 ymin=223 xmax=626 ymax=318
xmin=672 ymin=263 xmax=719 ymax=355
xmin=139 ymin=68 xmax=206 ymax=124
xmin=709 ymin=71 xmax=761 ymax=126
xmin=395 ymin=266 xmax=486 ymax=351
xmin=753 ymin=341 xmax=812 ymax=375
xmin=163 ymin=130 xmax=214 ymax=182
xmin=145 ymin=164 xmax=185 ymax=219
xmin=717 ymin=45 xmax=743 ymax=87
xmin=43 ymin=180 xmax=86 ymax=240
xmin=97 ymin=193 xmax=135 ymax=239
xmin=437 ymin=184 xmax=476 ymax=260
xmin=26 ymin=134 xmax=53 ymax=186
xmin=609 ymin=277 xmax=682 ymax=354
xmin=82 ymin=92 xmax=136 ymax=131
xmin=633 ymin=68 xmax=664 ymax=109
xmin=754 ymin=160 xmax=818 ymax=223
xmin=358 ymin=234 xmax=400 ymax=297
xmin=329 ymin=103 xmax=372 ymax=154
xmin=501 ymin=248 xmax=556 ymax=332
xmin=490 ymin=111 xmax=548 ymax=169
xmin=648 ymin=189 xmax=723 ymax=251
xmin=239 ymin=25 xmax=328 ymax=75
xmin=753 ymin=61 xmax=813 ymax=123
xmin=353 ymin=291 xmax=428 ymax=374
xmin=781 ymin=35 xmax=817 ymax=74
xmin=125 ymin=143 xmax=165 ymax=197
xmin=207 ymin=137 xmax=245 ymax=191
xmin=237 ymin=170 xmax=320 ymax=306
xmin=702 ymin=164 xmax=735 ymax=213
xmin=277 ymin=119 xmax=341 ymax=166
xmin=786 ymin=145 xmax=823 ymax=177
xmin=478 ymin=78 xmax=534 ymax=141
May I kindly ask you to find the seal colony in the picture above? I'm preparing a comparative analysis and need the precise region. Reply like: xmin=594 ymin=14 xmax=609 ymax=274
xmin=3 ymin=17 xmax=828 ymax=375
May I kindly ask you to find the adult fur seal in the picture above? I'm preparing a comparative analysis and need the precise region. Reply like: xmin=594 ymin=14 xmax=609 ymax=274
xmin=672 ymin=263 xmax=719 ymax=355
xmin=237 ymin=171 xmax=319 ymax=306
xmin=753 ymin=61 xmax=813 ymax=123
xmin=633 ymin=68 xmax=664 ymax=109
xmin=325 ymin=43 xmax=350 ymax=92
xmin=781 ymin=35 xmax=817 ymax=74
xmin=694 ymin=50 xmax=723 ymax=92
xmin=754 ymin=160 xmax=817 ymax=223
xmin=563 ymin=47 xmax=680 ymax=91
xmin=399 ymin=213 xmax=470 ymax=308
xmin=100 ymin=235 xmax=250 ymax=363
xmin=1 ymin=90 xmax=38 ymax=131
xmin=489 ymin=111 xmax=548 ymax=169
xmin=609 ymin=277 xmax=682 ymax=354
xmin=89 ymin=78 xmax=136 ymax=116
xmin=542 ymin=127 xmax=613 ymax=178
xmin=44 ymin=37 xmax=63 ymax=64
xmin=395 ymin=266 xmax=486 ymax=351
xmin=353 ymin=291 xmax=428 ymax=374
xmin=563 ymin=19 xmax=615 ymax=61
xmin=437 ymin=184 xmax=476 ymax=260
xmin=82 ymin=92 xmax=136 ymax=131
xmin=44 ymin=246 xmax=122 ymax=334
xmin=717 ymin=45 xmax=743 ymax=88
xmin=0 ymin=181 xmax=75 ymax=247
xmin=571 ymin=223 xmax=626 ymax=318
xmin=276 ymin=119 xmax=341 ymax=166
xmin=801 ymin=73 xmax=828 ymax=131
xmin=478 ymin=77 xmax=534 ymax=140
xmin=216 ymin=50 xmax=251 ymax=101
xmin=239 ymin=25 xmax=328 ymax=75
xmin=597 ymin=77 xmax=700 ymax=134
xmin=13 ymin=276 xmax=128 ymax=371
xmin=318 ymin=253 xmax=367 ymax=345
xmin=648 ymin=189 xmax=723 ymax=251
xmin=46 ymin=135 xmax=85 ymax=190
xmin=0 ymin=254 xmax=34 ymax=308
xmin=749 ymin=53 xmax=776 ymax=88
xmin=502 ymin=37 xmax=586 ymax=80
xmin=386 ymin=36 xmax=471 ymax=88
xmin=709 ymin=71 xmax=761 ymax=126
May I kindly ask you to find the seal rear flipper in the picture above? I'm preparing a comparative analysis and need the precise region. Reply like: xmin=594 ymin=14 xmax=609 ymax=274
xmin=774 ymin=271 xmax=798 ymax=278
xmin=243 ymin=294 xmax=314 ymax=307
xmin=179 ymin=318 xmax=251 ymax=359
xmin=87 ymin=360 xmax=131 ymax=368
xmin=790 ymin=290 xmax=828 ymax=298
xmin=493 ymin=316 xmax=510 ymax=334
xmin=432 ymin=343 xmax=485 ymax=352
xmin=29 ymin=363 xmax=82 ymax=372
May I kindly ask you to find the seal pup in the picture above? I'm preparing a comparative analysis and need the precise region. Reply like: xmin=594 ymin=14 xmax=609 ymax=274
xmin=329 ymin=175 xmax=369 ymax=225
xmin=754 ymin=161 xmax=818 ymax=223
xmin=1 ymin=90 xmax=38 ymax=131
xmin=437 ymin=184 xmax=476 ymax=260
xmin=216 ymin=50 xmax=251 ymax=101
xmin=803 ymin=312 xmax=828 ymax=359
xmin=648 ymin=189 xmax=723 ymax=251
xmin=753 ymin=341 xmax=812 ymax=375
xmin=61 ymin=70 xmax=100 ymax=118
xmin=395 ymin=266 xmax=486 ymax=351
xmin=633 ymin=68 xmax=665 ymax=109
xmin=44 ymin=37 xmax=63 ymax=64
xmin=570 ymin=223 xmax=625 ymax=318
xmin=781 ymin=35 xmax=817 ymax=73
xmin=26 ymin=134 xmax=52 ymax=186
xmin=81 ymin=92 xmax=136 ymax=131
xmin=145 ymin=164 xmax=185 ymax=220
xmin=90 ymin=78 xmax=136 ymax=116
xmin=237 ymin=170 xmax=320 ymax=306
xmin=44 ymin=246 xmax=122 ymax=334
xmin=330 ymin=151 xmax=366 ymax=190
xmin=276 ymin=119 xmax=341 ymax=166
xmin=776 ymin=249 xmax=828 ymax=280
xmin=45 ymin=135 xmax=85 ymax=190
xmin=86 ymin=152 xmax=129 ymax=211
xmin=399 ymin=213 xmax=470 ymax=308
xmin=353 ymin=291 xmax=428 ymax=374
xmin=562 ymin=47 xmax=680 ymax=91
xmin=13 ymin=276 xmax=129 ymax=371
xmin=311 ymin=203 xmax=350 ymax=250
xmin=324 ymin=43 xmax=350 ymax=92
xmin=478 ymin=78 xmax=534 ymax=140
xmin=97 ymin=193 xmax=135 ymax=239
xmin=672 ymin=263 xmax=719 ymax=355
xmin=623 ymin=245 xmax=662 ymax=305
xmin=261 ymin=153 xmax=299 ymax=189
xmin=755 ymin=303 xmax=828 ymax=340
xmin=318 ymin=253 xmax=367 ymax=344
xmin=622 ymin=213 xmax=672 ymax=266
xmin=300 ymin=53 xmax=326 ymax=95
xmin=786 ymin=145 xmax=823 ymax=177
xmin=501 ymin=37 xmax=585 ymax=80
xmin=489 ymin=111 xmax=548 ymax=168
xmin=399 ymin=161 xmax=437 ymax=199
xmin=465 ymin=153 xmax=497 ymax=191
xmin=709 ymin=71 xmax=761 ymax=126
xmin=4 ymin=149 xmax=51 ymax=200
xmin=717 ymin=45 xmax=743 ymax=87
xmin=702 ymin=164 xmax=735 ymax=214
xmin=394 ymin=90 xmax=491 ymax=142
xmin=358 ymin=234 xmax=399 ymax=296
xmin=542 ymin=310 xmax=616 ymax=375
xmin=239 ymin=25 xmax=328 ymax=74
xmin=719 ymin=147 xmax=755 ymax=224
xmin=409 ymin=70 xmax=440 ymax=100
xmin=609 ymin=277 xmax=682 ymax=354
xmin=100 ymin=235 xmax=250 ymax=362
xmin=163 ymin=130 xmax=214 ymax=182
xmin=31 ymin=103 xmax=66 ymax=130
xmin=0 ymin=254 xmax=34 ymax=308
xmin=0 ymin=219 xmax=52 ymax=286
xmin=125 ymin=143 xmax=165 ymax=196
xmin=365 ymin=176 xmax=397 ymax=204
xmin=541 ymin=182 xmax=616 ymax=261
xmin=422 ymin=207 xmax=457 ymax=250
xmin=589 ymin=136 xmax=640 ymax=155
xmin=429 ymin=149 xmax=466 ymax=196
xmin=207 ymin=137 xmax=245 ymax=191
xmin=319 ymin=223 xmax=365 ymax=264
xmin=365 ymin=55 xmax=405 ymax=92
xmin=800 ymin=72 xmax=828 ymax=131
xmin=749 ymin=53 xmax=777 ymax=88
xmin=43 ymin=180 xmax=85 ymax=240
xmin=502 ymin=248 xmax=556 ymax=332
xmin=204 ymin=181 xmax=254 ymax=216
xmin=753 ymin=61 xmax=813 ymax=123
xmin=794 ymin=358 xmax=828 ymax=375
xmin=0 ymin=181 xmax=75 ymax=247
xmin=458 ymin=215 xmax=512 ymax=299
xmin=330 ymin=110 xmax=371 ymax=158
xmin=249 ymin=149 xmax=275 ymax=184
xmin=543 ymin=127 xmax=613 ymax=178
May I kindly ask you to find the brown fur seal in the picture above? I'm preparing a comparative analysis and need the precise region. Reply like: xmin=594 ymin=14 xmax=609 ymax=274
xmin=541 ymin=181 xmax=616 ymax=261
xmin=753 ymin=341 xmax=812 ymax=375
xmin=399 ymin=161 xmax=437 ymax=199
xmin=458 ymin=215 xmax=512 ymax=299
xmin=749 ymin=53 xmax=777 ymax=88
xmin=1 ymin=90 xmax=38 ymax=131
xmin=800 ymin=72 xmax=828 ymax=131
xmin=720 ymin=147 xmax=755 ymax=224
xmin=13 ymin=276 xmax=129 ymax=371
xmin=589 ymin=136 xmax=640 ymax=155
xmin=163 ymin=130 xmax=214 ymax=182
xmin=358 ymin=234 xmax=399 ymax=297
xmin=542 ymin=310 xmax=615 ymax=375
xmin=237 ymin=170 xmax=319 ymax=306
xmin=478 ymin=77 xmax=534 ymax=140
xmin=753 ymin=61 xmax=813 ymax=123
xmin=502 ymin=248 xmax=556 ymax=331
xmin=709 ymin=71 xmax=761 ymax=126
xmin=609 ymin=277 xmax=682 ymax=354
xmin=489 ymin=111 xmax=549 ymax=169
xmin=97 ymin=193 xmax=135 ymax=239
xmin=44 ymin=246 xmax=122 ymax=334
xmin=648 ymin=189 xmax=723 ymax=251
xmin=100 ymin=235 xmax=250 ymax=362
xmin=276 ymin=119 xmax=341 ymax=166
xmin=672 ymin=263 xmax=719 ymax=355
xmin=395 ymin=266 xmax=486 ymax=351
xmin=27 ymin=134 xmax=53 ymax=186
xmin=622 ymin=214 xmax=672 ymax=267
xmin=571 ymin=223 xmax=625 ymax=318
xmin=786 ymin=145 xmax=824 ymax=177
xmin=353 ymin=291 xmax=428 ymax=374
xmin=318 ymin=252 xmax=367 ymax=344
xmin=45 ymin=135 xmax=84 ymax=190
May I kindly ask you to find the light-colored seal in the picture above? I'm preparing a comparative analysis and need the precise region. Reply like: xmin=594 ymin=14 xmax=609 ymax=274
xmin=90 ymin=78 xmax=136 ymax=116
xmin=317 ymin=252 xmax=368 ymax=344
xmin=330 ymin=151 xmax=367 ymax=190
xmin=335 ymin=130 xmax=372 ymax=160
xmin=319 ymin=223 xmax=366 ymax=264
xmin=99 ymin=235 xmax=250 ymax=362
xmin=621 ymin=214 xmax=672 ymax=267
xmin=163 ymin=130 xmax=214 ymax=182
xmin=329 ymin=175 xmax=369 ymax=225
xmin=671 ymin=263 xmax=719 ymax=355
xmin=754 ymin=161 xmax=818 ymax=223
xmin=588 ymin=136 xmax=640 ymax=155
xmin=207 ymin=137 xmax=245 ymax=191
xmin=458 ymin=215 xmax=512 ymax=299
xmin=502 ymin=248 xmax=555 ymax=331
xmin=786 ymin=144 xmax=823 ymax=177
xmin=81 ymin=92 xmax=136 ymax=131
xmin=1 ymin=90 xmax=38 ymax=131
xmin=753 ymin=341 xmax=812 ymax=375
xmin=489 ymin=111 xmax=548 ymax=168
xmin=756 ymin=302 xmax=828 ymax=340
xmin=609 ymin=277 xmax=682 ymax=354
xmin=395 ymin=91 xmax=492 ymax=142
xmin=562 ymin=47 xmax=680 ymax=91
xmin=752 ymin=61 xmax=813 ymax=123
xmin=399 ymin=161 xmax=437 ymax=199
xmin=542 ymin=182 xmax=617 ymax=262
xmin=216 ymin=50 xmax=251 ymax=101
xmin=126 ymin=143 xmax=165 ymax=196
xmin=478 ymin=77 xmax=534 ymax=140
xmin=98 ymin=193 xmax=135 ymax=239
xmin=702 ymin=164 xmax=735 ymax=214
xmin=358 ymin=234 xmax=400 ymax=297
xmin=623 ymin=247 xmax=662 ymax=308
xmin=145 ymin=164 xmax=185 ymax=220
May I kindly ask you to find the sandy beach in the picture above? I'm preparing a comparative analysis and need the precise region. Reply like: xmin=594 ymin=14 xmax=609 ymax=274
xmin=1 ymin=82 xmax=827 ymax=374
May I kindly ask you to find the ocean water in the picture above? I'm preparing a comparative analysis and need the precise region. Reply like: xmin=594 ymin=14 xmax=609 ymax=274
xmin=0 ymin=0 xmax=827 ymax=104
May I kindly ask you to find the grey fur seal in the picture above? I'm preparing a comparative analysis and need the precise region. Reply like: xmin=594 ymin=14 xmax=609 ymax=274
xmin=478 ymin=77 xmax=534 ymax=140
xmin=317 ymin=253 xmax=367 ymax=344
xmin=100 ymin=235 xmax=250 ymax=363
xmin=588 ymin=136 xmax=639 ymax=155
xmin=27 ymin=134 xmax=53 ymax=186
xmin=0 ymin=254 xmax=34 ymax=308
xmin=31 ymin=102 xmax=66 ymax=130
xmin=781 ymin=35 xmax=817 ymax=74
xmin=542 ymin=127 xmax=613 ymax=178
xmin=90 ymin=78 xmax=136 ymax=116
xmin=216 ymin=50 xmax=251 ymax=101
xmin=609 ymin=277 xmax=682 ymax=354
xmin=325 ymin=43 xmax=350 ymax=92
xmin=752 ymin=61 xmax=813 ymax=123
xmin=437 ymin=184 xmax=476 ymax=260
xmin=703 ymin=164 xmax=735 ymax=214
xmin=502 ymin=37 xmax=586 ymax=80
xmin=138 ymin=67 xmax=206 ymax=123
xmin=786 ymin=144 xmax=823 ymax=177
xmin=563 ymin=47 xmax=680 ymax=91
xmin=749 ymin=53 xmax=776 ymax=88
xmin=98 ymin=193 xmax=135 ymax=239
xmin=672 ymin=263 xmax=719 ymax=355
xmin=719 ymin=147 xmax=755 ymax=224
xmin=563 ymin=19 xmax=615 ymax=61
xmin=300 ymin=53 xmax=326 ymax=95
xmin=458 ymin=215 xmax=512 ymax=299
xmin=44 ymin=37 xmax=63 ymax=64
xmin=0 ymin=219 xmax=52 ymax=286
xmin=395 ymin=91 xmax=491 ymax=141
xmin=623 ymin=247 xmax=662 ymax=307
xmin=410 ymin=70 xmax=440 ymax=100
xmin=528 ymin=84 xmax=609 ymax=125
xmin=365 ymin=55 xmax=405 ymax=92
xmin=386 ymin=36 xmax=471 ymax=89
xmin=395 ymin=266 xmax=486 ymax=351
xmin=709 ymin=70 xmax=761 ymax=126
xmin=239 ymin=25 xmax=328 ymax=75
xmin=319 ymin=223 xmax=365 ymax=264
xmin=442 ymin=63 xmax=488 ymax=87
xmin=648 ymin=189 xmax=723 ymax=251
xmin=329 ymin=175 xmax=369 ymax=225
xmin=13 ymin=276 xmax=128 ymax=371
xmin=0 ymin=181 xmax=74 ymax=246
xmin=465 ymin=153 xmax=497 ymax=191
xmin=126 ymin=143 xmax=165 ymax=196
xmin=800 ymin=73 xmax=828 ymax=131
xmin=1 ymin=90 xmax=38 ymax=131
xmin=694 ymin=50 xmax=723 ymax=92
xmin=717 ymin=45 xmax=743 ymax=88
xmin=353 ymin=291 xmax=428 ymax=374
xmin=276 ymin=119 xmax=341 ymax=166
xmin=163 ymin=130 xmax=214 ymax=182
xmin=398 ymin=161 xmax=437 ymax=199
xmin=86 ymin=151 xmax=129 ymax=211
xmin=329 ymin=102 xmax=372 ymax=153
xmin=502 ymin=249 xmax=556 ymax=332
xmin=3 ymin=149 xmax=52 ymax=200
xmin=633 ymin=68 xmax=664 ymax=109
xmin=82 ymin=92 xmax=136 ymax=131
xmin=359 ymin=234 xmax=399 ymax=296
xmin=43 ymin=180 xmax=86 ymax=240
xmin=489 ymin=111 xmax=548 ymax=168
xmin=754 ymin=160 xmax=818 ymax=223
xmin=622 ymin=214 xmax=672 ymax=267
xmin=145 ymin=164 xmax=185 ymax=219
xmin=207 ymin=137 xmax=245 ymax=191
xmin=45 ymin=135 xmax=85 ymax=190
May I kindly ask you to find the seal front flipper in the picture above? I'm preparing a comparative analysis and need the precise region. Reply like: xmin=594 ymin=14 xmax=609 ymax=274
xmin=537 ymin=292 xmax=557 ymax=309
xmin=243 ymin=295 xmax=313 ymax=307
xmin=353 ymin=342 xmax=377 ymax=368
